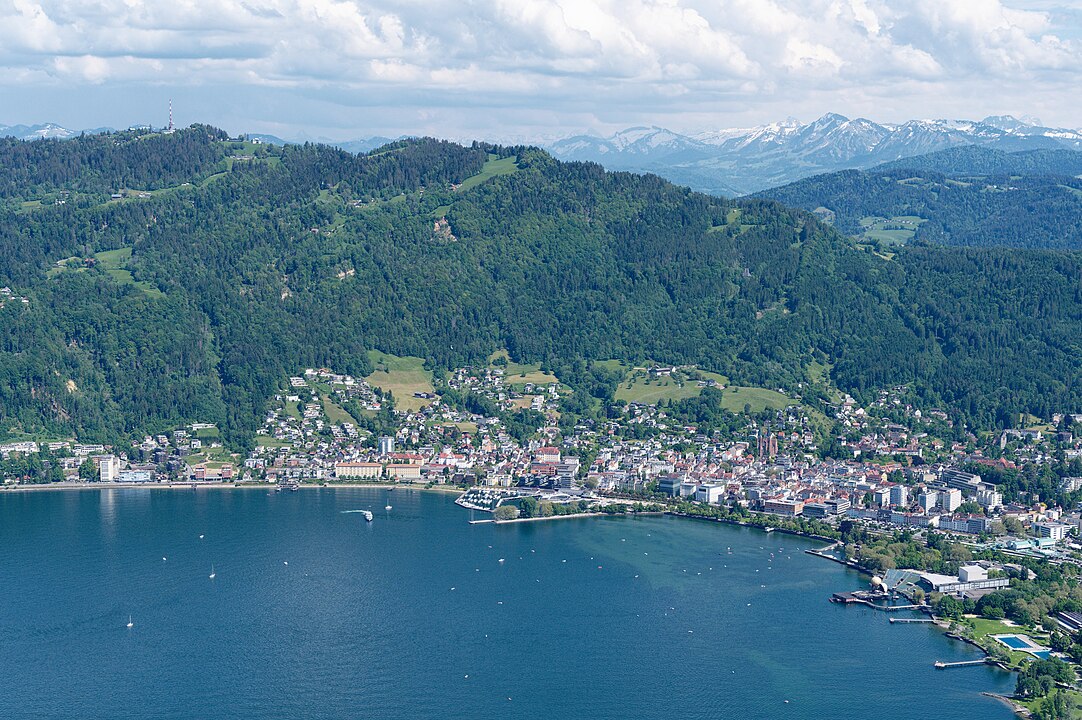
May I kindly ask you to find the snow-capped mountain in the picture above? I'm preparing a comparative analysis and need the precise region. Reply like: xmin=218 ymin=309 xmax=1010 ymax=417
xmin=0 ymin=123 xmax=117 ymax=140
xmin=546 ymin=113 xmax=1082 ymax=196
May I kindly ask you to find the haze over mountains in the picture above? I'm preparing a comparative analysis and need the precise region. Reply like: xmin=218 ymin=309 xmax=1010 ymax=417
xmin=546 ymin=113 xmax=1082 ymax=196
xmin=9 ymin=113 xmax=1082 ymax=199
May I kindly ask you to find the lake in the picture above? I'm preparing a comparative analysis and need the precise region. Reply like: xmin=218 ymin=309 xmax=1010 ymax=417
xmin=0 ymin=487 xmax=1015 ymax=719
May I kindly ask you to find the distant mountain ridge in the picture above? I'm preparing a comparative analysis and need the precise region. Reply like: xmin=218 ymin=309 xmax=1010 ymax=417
xmin=757 ymin=145 xmax=1082 ymax=250
xmin=546 ymin=113 xmax=1082 ymax=196
xmin=1 ymin=122 xmax=400 ymax=156
xmin=0 ymin=123 xmax=115 ymax=140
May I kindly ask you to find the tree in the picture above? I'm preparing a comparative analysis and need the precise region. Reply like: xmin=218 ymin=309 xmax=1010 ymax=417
xmin=493 ymin=505 xmax=519 ymax=521
xmin=78 ymin=458 xmax=96 ymax=481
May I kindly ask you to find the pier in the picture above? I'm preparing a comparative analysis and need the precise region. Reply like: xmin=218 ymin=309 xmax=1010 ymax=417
xmin=889 ymin=617 xmax=935 ymax=624
xmin=934 ymin=659 xmax=990 ymax=669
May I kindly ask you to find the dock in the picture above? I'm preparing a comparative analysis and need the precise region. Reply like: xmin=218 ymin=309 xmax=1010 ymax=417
xmin=934 ymin=659 xmax=990 ymax=669
xmin=889 ymin=617 xmax=935 ymax=624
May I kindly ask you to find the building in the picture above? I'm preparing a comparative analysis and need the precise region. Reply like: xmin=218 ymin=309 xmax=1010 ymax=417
xmin=658 ymin=475 xmax=684 ymax=497
xmin=335 ymin=462 xmax=383 ymax=479
xmin=940 ymin=468 xmax=983 ymax=494
xmin=117 ymin=469 xmax=152 ymax=483
xmin=917 ymin=491 xmax=938 ymax=512
xmin=757 ymin=432 xmax=778 ymax=459
xmin=917 ymin=567 xmax=1009 ymax=597
xmin=763 ymin=499 xmax=804 ymax=516
xmin=695 ymin=484 xmax=725 ymax=504
xmin=826 ymin=499 xmax=851 ymax=515
xmin=535 ymin=446 xmax=561 ymax=463
xmin=97 ymin=455 xmax=120 ymax=482
xmin=889 ymin=485 xmax=909 ymax=507
xmin=385 ymin=463 xmax=422 ymax=481
xmin=939 ymin=488 xmax=962 ymax=513
xmin=873 ymin=488 xmax=891 ymax=507
xmin=1032 ymin=522 xmax=1071 ymax=543
xmin=378 ymin=436 xmax=395 ymax=456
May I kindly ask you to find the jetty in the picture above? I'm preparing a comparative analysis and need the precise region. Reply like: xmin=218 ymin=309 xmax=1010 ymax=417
xmin=889 ymin=617 xmax=935 ymax=624
xmin=934 ymin=658 xmax=990 ymax=669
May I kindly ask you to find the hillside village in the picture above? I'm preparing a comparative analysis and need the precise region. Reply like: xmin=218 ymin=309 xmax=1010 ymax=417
xmin=5 ymin=360 xmax=1082 ymax=561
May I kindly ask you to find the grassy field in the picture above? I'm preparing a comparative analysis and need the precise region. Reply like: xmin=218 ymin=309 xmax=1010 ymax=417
xmin=321 ymin=393 xmax=356 ymax=426
xmin=255 ymin=435 xmax=291 ymax=448
xmin=614 ymin=366 xmax=729 ymax=405
xmin=95 ymin=247 xmax=164 ymax=297
xmin=488 ymin=350 xmax=559 ymax=386
xmin=616 ymin=376 xmax=704 ymax=404
xmin=50 ymin=247 xmax=163 ymax=297
xmin=859 ymin=215 xmax=926 ymax=245
xmin=365 ymin=351 xmax=435 ymax=412
xmin=963 ymin=616 xmax=1049 ymax=667
xmin=457 ymin=155 xmax=518 ymax=192
xmin=718 ymin=386 xmax=791 ymax=413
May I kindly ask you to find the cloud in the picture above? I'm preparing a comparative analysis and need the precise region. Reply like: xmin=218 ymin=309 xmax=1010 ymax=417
xmin=0 ymin=0 xmax=1077 ymax=136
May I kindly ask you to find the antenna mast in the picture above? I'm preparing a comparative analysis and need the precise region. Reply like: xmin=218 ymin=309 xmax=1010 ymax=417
xmin=168 ymin=99 xmax=174 ymax=133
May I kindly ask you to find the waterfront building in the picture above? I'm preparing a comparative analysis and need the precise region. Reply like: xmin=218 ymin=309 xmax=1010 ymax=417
xmin=335 ymin=462 xmax=383 ymax=479
xmin=97 ymin=455 xmax=120 ymax=482
xmin=695 ymin=484 xmax=725 ymax=504
xmin=917 ymin=567 xmax=1009 ymax=597
xmin=658 ymin=475 xmax=684 ymax=497
xmin=385 ymin=463 xmax=423 ymax=481
xmin=764 ymin=498 xmax=804 ymax=516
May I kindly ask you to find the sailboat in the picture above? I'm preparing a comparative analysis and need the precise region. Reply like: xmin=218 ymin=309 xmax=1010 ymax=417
xmin=126 ymin=615 xmax=134 ymax=628
xmin=209 ymin=565 xmax=216 ymax=579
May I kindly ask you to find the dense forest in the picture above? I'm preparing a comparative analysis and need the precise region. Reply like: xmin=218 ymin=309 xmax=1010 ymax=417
xmin=759 ymin=146 xmax=1082 ymax=250
xmin=0 ymin=127 xmax=1081 ymax=447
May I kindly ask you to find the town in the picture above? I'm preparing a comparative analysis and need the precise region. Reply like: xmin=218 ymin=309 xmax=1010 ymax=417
xmin=4 ymin=360 xmax=1082 ymax=556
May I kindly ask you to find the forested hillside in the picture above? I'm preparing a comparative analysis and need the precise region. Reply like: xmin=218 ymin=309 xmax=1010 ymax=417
xmin=1 ymin=127 xmax=1080 ymax=447
xmin=758 ymin=147 xmax=1082 ymax=250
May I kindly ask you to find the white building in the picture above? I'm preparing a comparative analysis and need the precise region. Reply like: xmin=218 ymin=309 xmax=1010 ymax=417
xmin=98 ymin=455 xmax=120 ymax=482
xmin=939 ymin=488 xmax=962 ymax=513
xmin=695 ymin=484 xmax=725 ymax=504
xmin=1032 ymin=522 xmax=1071 ymax=543
xmin=378 ymin=436 xmax=395 ymax=456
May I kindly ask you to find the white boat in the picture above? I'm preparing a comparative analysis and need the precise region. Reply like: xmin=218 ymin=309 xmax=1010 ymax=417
xmin=126 ymin=615 xmax=134 ymax=628
xmin=363 ymin=510 xmax=373 ymax=522
xmin=209 ymin=565 xmax=216 ymax=579
xmin=385 ymin=505 xmax=392 ymax=511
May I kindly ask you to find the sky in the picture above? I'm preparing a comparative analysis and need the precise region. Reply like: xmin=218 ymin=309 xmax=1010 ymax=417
xmin=0 ymin=0 xmax=1080 ymax=142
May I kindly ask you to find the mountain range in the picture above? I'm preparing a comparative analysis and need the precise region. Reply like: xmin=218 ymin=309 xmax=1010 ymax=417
xmin=6 ymin=113 xmax=1082 ymax=199
xmin=545 ymin=113 xmax=1082 ymax=196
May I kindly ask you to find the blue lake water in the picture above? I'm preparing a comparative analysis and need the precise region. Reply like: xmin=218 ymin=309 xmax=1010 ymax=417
xmin=0 ymin=488 xmax=1015 ymax=719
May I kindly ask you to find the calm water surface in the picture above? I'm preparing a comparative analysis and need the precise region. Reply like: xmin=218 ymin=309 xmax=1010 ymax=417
xmin=0 ymin=488 xmax=1014 ymax=719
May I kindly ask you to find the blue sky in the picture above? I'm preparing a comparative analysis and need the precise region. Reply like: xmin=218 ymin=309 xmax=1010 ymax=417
xmin=0 ymin=0 xmax=1079 ymax=141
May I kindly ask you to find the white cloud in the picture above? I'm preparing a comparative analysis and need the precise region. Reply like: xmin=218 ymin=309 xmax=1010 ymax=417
xmin=0 ymin=0 xmax=1076 ymax=136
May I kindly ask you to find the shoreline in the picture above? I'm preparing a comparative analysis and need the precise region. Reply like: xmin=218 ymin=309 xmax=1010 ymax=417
xmin=0 ymin=480 xmax=466 ymax=495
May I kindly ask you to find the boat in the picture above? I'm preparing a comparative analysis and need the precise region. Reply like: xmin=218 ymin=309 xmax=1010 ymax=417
xmin=363 ymin=510 xmax=373 ymax=522
xmin=209 ymin=565 xmax=216 ymax=579
xmin=126 ymin=615 xmax=134 ymax=628
xmin=385 ymin=505 xmax=392 ymax=511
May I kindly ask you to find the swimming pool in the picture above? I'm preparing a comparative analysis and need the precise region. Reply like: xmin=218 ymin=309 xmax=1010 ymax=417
xmin=998 ymin=635 xmax=1030 ymax=649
